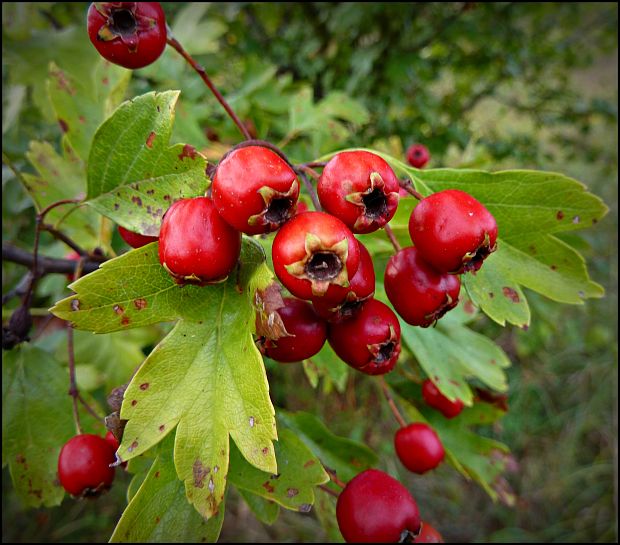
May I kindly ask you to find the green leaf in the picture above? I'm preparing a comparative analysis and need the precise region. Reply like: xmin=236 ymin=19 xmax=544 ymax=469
xmin=387 ymin=376 xmax=511 ymax=501
xmin=314 ymin=491 xmax=345 ymax=543
xmin=86 ymin=91 xmax=209 ymax=236
xmin=237 ymin=488 xmax=280 ymax=526
xmin=2 ymin=346 xmax=74 ymax=507
xmin=309 ymin=343 xmax=349 ymax=394
xmin=47 ymin=59 xmax=131 ymax=161
xmin=229 ymin=429 xmax=328 ymax=512
xmin=110 ymin=435 xmax=225 ymax=543
xmin=21 ymin=141 xmax=100 ymax=247
xmin=52 ymin=239 xmax=278 ymax=519
xmin=277 ymin=411 xmax=377 ymax=483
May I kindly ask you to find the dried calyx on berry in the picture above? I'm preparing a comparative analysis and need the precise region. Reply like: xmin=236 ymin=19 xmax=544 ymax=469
xmin=409 ymin=189 xmax=498 ymax=274
xmin=318 ymin=150 xmax=400 ymax=234
xmin=212 ymin=143 xmax=300 ymax=235
xmin=87 ymin=2 xmax=167 ymax=69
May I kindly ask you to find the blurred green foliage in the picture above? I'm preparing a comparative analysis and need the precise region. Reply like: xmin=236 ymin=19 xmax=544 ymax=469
xmin=2 ymin=2 xmax=617 ymax=543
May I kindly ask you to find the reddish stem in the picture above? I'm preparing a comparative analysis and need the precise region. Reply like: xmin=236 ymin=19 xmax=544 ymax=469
xmin=379 ymin=376 xmax=407 ymax=429
xmin=384 ymin=224 xmax=402 ymax=253
xmin=399 ymin=179 xmax=424 ymax=201
xmin=323 ymin=465 xmax=347 ymax=489
xmin=66 ymin=324 xmax=83 ymax=435
xmin=318 ymin=484 xmax=340 ymax=498
xmin=166 ymin=34 xmax=252 ymax=141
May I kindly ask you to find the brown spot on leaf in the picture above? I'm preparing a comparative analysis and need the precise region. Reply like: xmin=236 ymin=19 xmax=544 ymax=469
xmin=155 ymin=471 xmax=160 ymax=478
xmin=193 ymin=460 xmax=210 ymax=488
xmin=146 ymin=131 xmax=156 ymax=148
xmin=163 ymin=194 xmax=171 ymax=201
xmin=121 ymin=316 xmax=131 ymax=326
xmin=262 ymin=447 xmax=270 ymax=455
xmin=303 ymin=460 xmax=316 ymax=469
xmin=488 ymin=292 xmax=495 ymax=299
xmin=134 ymin=298 xmax=148 ymax=310
xmin=102 ymin=77 xmax=109 ymax=85
xmin=287 ymin=488 xmax=299 ymax=498
xmin=270 ymin=473 xmax=281 ymax=480
xmin=556 ymin=211 xmax=564 ymax=220
xmin=71 ymin=299 xmax=80 ymax=311
xmin=58 ymin=119 xmax=69 ymax=133
xmin=178 ymin=144 xmax=198 ymax=161
xmin=128 ymin=440 xmax=138 ymax=452
xmin=299 ymin=504 xmax=312 ymax=513
xmin=262 ymin=481 xmax=275 ymax=493
xmin=113 ymin=203 xmax=120 ymax=210
xmin=140 ymin=383 xmax=149 ymax=390
xmin=550 ymin=265 xmax=557 ymax=271
xmin=131 ymin=400 xmax=137 ymax=406
xmin=78 ymin=115 xmax=85 ymax=124
xmin=502 ymin=287 xmax=520 ymax=303
xmin=113 ymin=305 xmax=124 ymax=315
xmin=131 ymin=196 xmax=143 ymax=207
xmin=155 ymin=516 xmax=160 ymax=524
xmin=15 ymin=454 xmax=26 ymax=464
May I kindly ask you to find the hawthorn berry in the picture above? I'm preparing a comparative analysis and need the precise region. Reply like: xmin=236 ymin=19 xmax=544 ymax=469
xmin=117 ymin=225 xmax=158 ymax=249
xmin=212 ymin=145 xmax=300 ymax=235
xmin=422 ymin=379 xmax=464 ymax=419
xmin=385 ymin=247 xmax=461 ymax=327
xmin=158 ymin=196 xmax=241 ymax=285
xmin=336 ymin=468 xmax=421 ymax=543
xmin=312 ymin=241 xmax=375 ymax=323
xmin=328 ymin=299 xmax=401 ymax=375
xmin=395 ymin=423 xmax=445 ymax=474
xmin=257 ymin=297 xmax=327 ymax=362
xmin=65 ymin=251 xmax=82 ymax=282
xmin=57 ymin=434 xmax=116 ymax=497
xmin=317 ymin=151 xmax=400 ymax=234
xmin=406 ymin=144 xmax=430 ymax=169
xmin=87 ymin=2 xmax=167 ymax=69
xmin=272 ymin=211 xmax=360 ymax=303
xmin=408 ymin=189 xmax=498 ymax=274
xmin=415 ymin=522 xmax=444 ymax=543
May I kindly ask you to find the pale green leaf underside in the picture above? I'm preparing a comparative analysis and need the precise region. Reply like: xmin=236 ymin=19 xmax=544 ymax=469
xmin=86 ymin=90 xmax=208 ymax=235
xmin=2 ymin=346 xmax=75 ymax=507
xmin=237 ymin=488 xmax=280 ymax=525
xmin=110 ymin=435 xmax=224 ymax=543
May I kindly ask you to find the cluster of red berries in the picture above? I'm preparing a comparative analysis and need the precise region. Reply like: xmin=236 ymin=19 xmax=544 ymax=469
xmin=57 ymin=431 xmax=121 ymax=497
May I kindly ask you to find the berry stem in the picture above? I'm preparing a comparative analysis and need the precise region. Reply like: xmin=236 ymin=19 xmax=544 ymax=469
xmin=318 ymin=484 xmax=340 ymax=498
xmin=295 ymin=168 xmax=323 ymax=212
xmin=66 ymin=324 xmax=83 ymax=436
xmin=378 ymin=376 xmax=408 ymax=429
xmin=323 ymin=465 xmax=347 ymax=489
xmin=384 ymin=224 xmax=402 ymax=252
xmin=165 ymin=32 xmax=252 ymax=141
xmin=398 ymin=179 xmax=424 ymax=201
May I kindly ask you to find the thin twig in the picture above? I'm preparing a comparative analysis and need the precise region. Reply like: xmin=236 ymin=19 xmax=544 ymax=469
xmin=166 ymin=33 xmax=252 ymax=141
xmin=295 ymin=169 xmax=322 ymax=212
xmin=323 ymin=465 xmax=347 ymax=489
xmin=297 ymin=165 xmax=321 ymax=181
xmin=77 ymin=393 xmax=106 ymax=423
xmin=398 ymin=179 xmax=423 ymax=201
xmin=384 ymin=224 xmax=402 ymax=253
xmin=41 ymin=224 xmax=88 ymax=256
xmin=318 ymin=484 xmax=340 ymax=498
xmin=2 ymin=243 xmax=102 ymax=276
xmin=67 ymin=324 xmax=83 ymax=435
xmin=378 ymin=376 xmax=407 ymax=429
xmin=299 ymin=161 xmax=326 ymax=170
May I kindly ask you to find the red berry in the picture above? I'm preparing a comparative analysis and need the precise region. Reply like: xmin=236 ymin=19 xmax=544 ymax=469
xmin=158 ymin=196 xmax=241 ymax=285
xmin=272 ymin=211 xmax=360 ymax=303
xmin=312 ymin=241 xmax=375 ymax=323
xmin=385 ymin=247 xmax=461 ymax=327
xmin=394 ymin=423 xmax=445 ymax=474
xmin=328 ymin=299 xmax=401 ymax=375
xmin=212 ymin=145 xmax=300 ymax=235
xmin=87 ymin=2 xmax=167 ymax=69
xmin=336 ymin=468 xmax=421 ymax=543
xmin=317 ymin=151 xmax=400 ymax=234
xmin=257 ymin=297 xmax=327 ymax=363
xmin=415 ymin=521 xmax=444 ymax=543
xmin=422 ymin=379 xmax=464 ymax=418
xmin=104 ymin=430 xmax=120 ymax=451
xmin=295 ymin=201 xmax=310 ymax=216
xmin=57 ymin=434 xmax=116 ymax=497
xmin=406 ymin=144 xmax=431 ymax=169
xmin=118 ymin=225 xmax=158 ymax=248
xmin=409 ymin=189 xmax=498 ymax=274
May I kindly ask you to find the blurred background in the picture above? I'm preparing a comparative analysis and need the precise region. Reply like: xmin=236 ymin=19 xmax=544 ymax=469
xmin=2 ymin=2 xmax=617 ymax=542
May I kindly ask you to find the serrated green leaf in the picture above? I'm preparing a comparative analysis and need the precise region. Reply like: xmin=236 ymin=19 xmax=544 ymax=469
xmin=47 ymin=59 xmax=131 ymax=161
xmin=314 ymin=490 xmax=345 ymax=543
xmin=86 ymin=91 xmax=209 ymax=236
xmin=2 ymin=346 xmax=74 ymax=507
xmin=229 ymin=429 xmax=328 ymax=512
xmin=309 ymin=343 xmax=349 ymax=393
xmin=110 ymin=435 xmax=224 ymax=543
xmin=237 ymin=488 xmax=280 ymax=525
xmin=277 ymin=411 xmax=377 ymax=483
